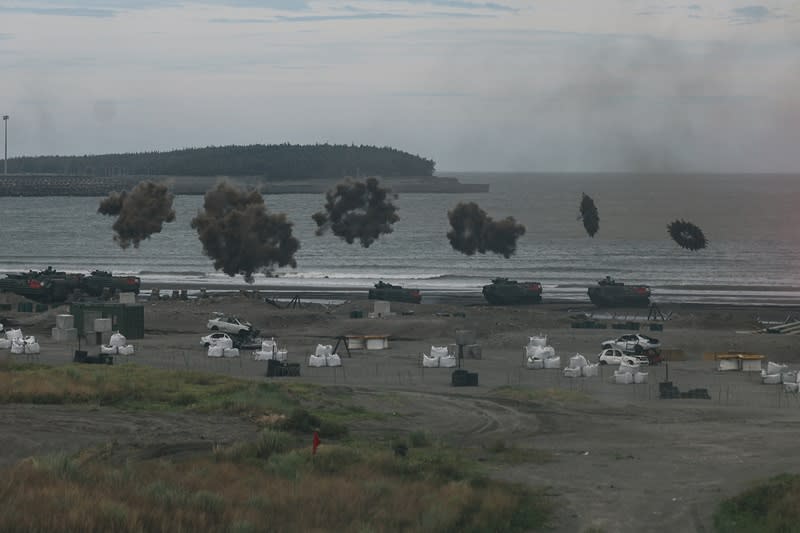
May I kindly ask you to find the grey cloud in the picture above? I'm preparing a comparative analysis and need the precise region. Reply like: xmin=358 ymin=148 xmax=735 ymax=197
xmin=386 ymin=0 xmax=514 ymax=11
xmin=730 ymin=5 xmax=782 ymax=24
xmin=211 ymin=10 xmax=490 ymax=23
xmin=0 ymin=6 xmax=116 ymax=17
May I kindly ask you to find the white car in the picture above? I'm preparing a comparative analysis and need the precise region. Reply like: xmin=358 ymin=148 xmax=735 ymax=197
xmin=206 ymin=315 xmax=253 ymax=335
xmin=601 ymin=334 xmax=660 ymax=355
xmin=597 ymin=348 xmax=647 ymax=366
xmin=201 ymin=332 xmax=233 ymax=347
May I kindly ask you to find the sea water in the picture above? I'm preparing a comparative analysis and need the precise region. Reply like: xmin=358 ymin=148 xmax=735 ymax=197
xmin=1 ymin=173 xmax=798 ymax=305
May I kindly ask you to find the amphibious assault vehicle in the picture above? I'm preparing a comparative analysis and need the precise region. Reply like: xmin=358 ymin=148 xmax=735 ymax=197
xmin=0 ymin=267 xmax=141 ymax=304
xmin=588 ymin=276 xmax=650 ymax=307
xmin=482 ymin=278 xmax=543 ymax=305
xmin=368 ymin=281 xmax=422 ymax=304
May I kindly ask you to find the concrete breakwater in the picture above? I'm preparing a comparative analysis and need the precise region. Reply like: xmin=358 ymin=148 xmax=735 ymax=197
xmin=0 ymin=174 xmax=488 ymax=196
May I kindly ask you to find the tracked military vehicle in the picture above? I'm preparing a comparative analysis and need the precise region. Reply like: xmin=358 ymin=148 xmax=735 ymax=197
xmin=0 ymin=267 xmax=140 ymax=304
xmin=588 ymin=276 xmax=650 ymax=307
xmin=368 ymin=281 xmax=422 ymax=304
xmin=482 ymin=278 xmax=543 ymax=305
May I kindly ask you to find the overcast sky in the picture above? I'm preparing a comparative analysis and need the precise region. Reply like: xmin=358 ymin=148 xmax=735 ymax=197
xmin=0 ymin=0 xmax=798 ymax=172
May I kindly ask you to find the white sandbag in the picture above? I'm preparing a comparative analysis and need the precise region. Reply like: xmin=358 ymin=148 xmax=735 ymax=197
xmin=439 ymin=355 xmax=457 ymax=368
xmin=275 ymin=349 xmax=288 ymax=362
xmin=781 ymin=371 xmax=797 ymax=384
xmin=254 ymin=350 xmax=273 ymax=361
xmin=315 ymin=344 xmax=333 ymax=357
xmin=24 ymin=342 xmax=40 ymax=355
xmin=5 ymin=329 xmax=22 ymax=341
xmin=261 ymin=338 xmax=277 ymax=354
xmin=430 ymin=346 xmax=449 ymax=359
xmin=109 ymin=332 xmax=127 ymax=347
xmin=762 ymin=373 xmax=782 ymax=385
xmin=784 ymin=383 xmax=799 ymax=393
xmin=614 ymin=371 xmax=634 ymax=384
xmin=718 ymin=359 xmax=739 ymax=372
xmin=207 ymin=345 xmax=224 ymax=358
xmin=326 ymin=354 xmax=342 ymax=367
xmin=767 ymin=362 xmax=788 ymax=375
xmin=544 ymin=356 xmax=561 ymax=369
xmin=582 ymin=363 xmax=599 ymax=377
xmin=223 ymin=348 xmax=240 ymax=358
xmin=0 ymin=338 xmax=10 ymax=349
xmin=216 ymin=337 xmax=233 ymax=350
xmin=308 ymin=354 xmax=327 ymax=367
xmin=530 ymin=345 xmax=555 ymax=359
xmin=618 ymin=361 xmax=640 ymax=374
xmin=634 ymin=371 xmax=648 ymax=384
xmin=10 ymin=341 xmax=23 ymax=354
xmin=569 ymin=354 xmax=588 ymax=369
xmin=562 ymin=367 xmax=581 ymax=378
xmin=0 ymin=322 xmax=3 ymax=332
xmin=528 ymin=335 xmax=547 ymax=348
xmin=100 ymin=344 xmax=117 ymax=355
xmin=23 ymin=335 xmax=36 ymax=345
xmin=118 ymin=345 xmax=135 ymax=356
xmin=525 ymin=356 xmax=544 ymax=369
xmin=423 ymin=354 xmax=440 ymax=368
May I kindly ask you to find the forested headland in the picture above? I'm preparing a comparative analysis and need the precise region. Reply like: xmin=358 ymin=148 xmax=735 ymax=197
xmin=7 ymin=144 xmax=436 ymax=179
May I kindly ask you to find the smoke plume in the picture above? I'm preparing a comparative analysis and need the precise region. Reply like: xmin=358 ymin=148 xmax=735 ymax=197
xmin=579 ymin=193 xmax=600 ymax=237
xmin=667 ymin=219 xmax=707 ymax=251
xmin=191 ymin=182 xmax=299 ymax=282
xmin=97 ymin=180 xmax=176 ymax=249
xmin=312 ymin=177 xmax=399 ymax=247
xmin=447 ymin=202 xmax=525 ymax=258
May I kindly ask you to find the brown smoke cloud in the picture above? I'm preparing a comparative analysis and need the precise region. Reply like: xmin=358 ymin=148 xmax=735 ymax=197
xmin=447 ymin=202 xmax=526 ymax=258
xmin=312 ymin=177 xmax=399 ymax=248
xmin=97 ymin=180 xmax=176 ymax=249
xmin=191 ymin=182 xmax=299 ymax=283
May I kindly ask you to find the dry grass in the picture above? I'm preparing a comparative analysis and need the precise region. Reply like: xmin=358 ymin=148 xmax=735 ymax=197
xmin=490 ymin=386 xmax=590 ymax=404
xmin=713 ymin=474 xmax=800 ymax=533
xmin=0 ymin=439 xmax=551 ymax=533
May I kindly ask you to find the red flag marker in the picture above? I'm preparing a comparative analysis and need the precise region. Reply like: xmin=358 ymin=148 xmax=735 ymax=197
xmin=312 ymin=431 xmax=321 ymax=455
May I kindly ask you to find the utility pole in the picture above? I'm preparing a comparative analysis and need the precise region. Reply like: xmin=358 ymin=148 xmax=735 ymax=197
xmin=2 ymin=115 xmax=7 ymax=175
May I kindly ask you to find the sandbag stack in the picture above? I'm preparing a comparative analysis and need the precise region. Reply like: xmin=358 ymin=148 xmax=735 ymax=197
xmin=525 ymin=335 xmax=559 ymax=369
xmin=101 ymin=332 xmax=135 ymax=356
xmin=614 ymin=358 xmax=647 ymax=385
xmin=761 ymin=362 xmax=799 ymax=389
xmin=308 ymin=344 xmax=341 ymax=367
xmin=254 ymin=338 xmax=280 ymax=361
xmin=423 ymin=346 xmax=457 ymax=368
xmin=207 ymin=335 xmax=233 ymax=357
xmin=52 ymin=314 xmax=78 ymax=342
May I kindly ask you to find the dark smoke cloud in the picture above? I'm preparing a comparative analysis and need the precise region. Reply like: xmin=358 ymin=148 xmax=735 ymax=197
xmin=447 ymin=202 xmax=525 ymax=258
xmin=667 ymin=219 xmax=707 ymax=251
xmin=579 ymin=193 xmax=599 ymax=237
xmin=191 ymin=182 xmax=299 ymax=283
xmin=97 ymin=180 xmax=176 ymax=249
xmin=312 ymin=177 xmax=399 ymax=247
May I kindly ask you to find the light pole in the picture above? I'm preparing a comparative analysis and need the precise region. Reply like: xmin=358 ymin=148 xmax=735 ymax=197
xmin=2 ymin=115 xmax=7 ymax=175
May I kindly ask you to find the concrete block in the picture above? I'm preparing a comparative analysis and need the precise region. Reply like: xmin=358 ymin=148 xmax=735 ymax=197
xmin=466 ymin=344 xmax=482 ymax=359
xmin=373 ymin=300 xmax=391 ymax=316
xmin=94 ymin=318 xmax=113 ymax=333
xmin=52 ymin=327 xmax=78 ymax=342
xmin=118 ymin=292 xmax=136 ymax=304
xmin=86 ymin=331 xmax=111 ymax=346
xmin=56 ymin=314 xmax=74 ymax=330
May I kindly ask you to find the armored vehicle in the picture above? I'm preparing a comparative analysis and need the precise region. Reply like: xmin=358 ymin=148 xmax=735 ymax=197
xmin=81 ymin=270 xmax=141 ymax=297
xmin=368 ymin=281 xmax=422 ymax=304
xmin=588 ymin=276 xmax=650 ymax=307
xmin=482 ymin=278 xmax=543 ymax=305
xmin=0 ymin=268 xmax=140 ymax=304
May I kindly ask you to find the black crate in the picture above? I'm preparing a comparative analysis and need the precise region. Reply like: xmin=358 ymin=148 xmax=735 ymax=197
xmin=466 ymin=372 xmax=479 ymax=386
xmin=451 ymin=369 xmax=469 ymax=386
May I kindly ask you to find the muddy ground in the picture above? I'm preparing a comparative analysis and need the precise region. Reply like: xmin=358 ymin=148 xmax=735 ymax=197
xmin=2 ymin=294 xmax=799 ymax=533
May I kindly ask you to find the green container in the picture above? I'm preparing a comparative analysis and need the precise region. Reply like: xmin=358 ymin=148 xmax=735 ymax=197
xmin=70 ymin=303 xmax=145 ymax=339
xmin=649 ymin=324 xmax=663 ymax=332
xmin=0 ymin=304 xmax=11 ymax=311
xmin=17 ymin=302 xmax=34 ymax=313
xmin=350 ymin=310 xmax=364 ymax=319
xmin=35 ymin=304 xmax=49 ymax=313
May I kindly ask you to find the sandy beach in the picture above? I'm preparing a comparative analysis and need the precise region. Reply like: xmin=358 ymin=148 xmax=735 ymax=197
xmin=2 ymin=291 xmax=799 ymax=532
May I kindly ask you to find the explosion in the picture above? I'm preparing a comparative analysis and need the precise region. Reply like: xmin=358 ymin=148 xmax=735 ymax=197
xmin=97 ymin=181 xmax=176 ymax=249
xmin=667 ymin=219 xmax=707 ymax=251
xmin=579 ymin=193 xmax=600 ymax=237
xmin=447 ymin=202 xmax=526 ymax=258
xmin=191 ymin=182 xmax=300 ymax=282
xmin=312 ymin=177 xmax=399 ymax=247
